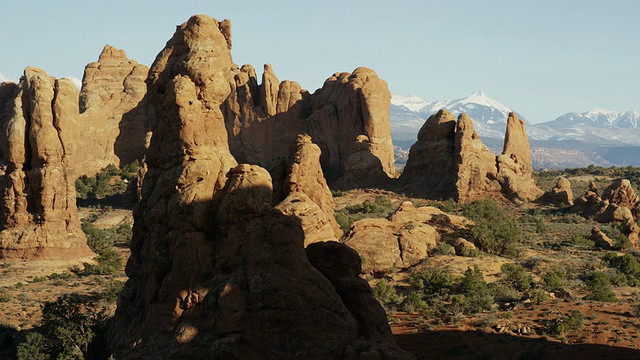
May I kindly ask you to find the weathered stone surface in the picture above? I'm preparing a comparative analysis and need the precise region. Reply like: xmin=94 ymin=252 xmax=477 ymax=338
xmin=0 ymin=68 xmax=93 ymax=260
xmin=274 ymin=134 xmax=342 ymax=245
xmin=110 ymin=15 xmax=412 ymax=360
xmin=401 ymin=111 xmax=541 ymax=202
xmin=450 ymin=237 xmax=477 ymax=257
xmin=602 ymin=179 xmax=640 ymax=218
xmin=591 ymin=227 xmax=614 ymax=250
xmin=537 ymin=177 xmax=574 ymax=206
xmin=224 ymin=65 xmax=396 ymax=186
xmin=454 ymin=113 xmax=502 ymax=202
xmin=400 ymin=110 xmax=457 ymax=198
xmin=341 ymin=201 xmax=473 ymax=275
xmin=495 ymin=113 xmax=543 ymax=201
xmin=74 ymin=45 xmax=150 ymax=176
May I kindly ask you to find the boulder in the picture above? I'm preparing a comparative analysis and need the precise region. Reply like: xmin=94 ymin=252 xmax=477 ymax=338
xmin=602 ymin=179 xmax=640 ymax=218
xmin=590 ymin=227 xmax=615 ymax=250
xmin=537 ymin=177 xmax=574 ymax=206
xmin=0 ymin=68 xmax=93 ymax=260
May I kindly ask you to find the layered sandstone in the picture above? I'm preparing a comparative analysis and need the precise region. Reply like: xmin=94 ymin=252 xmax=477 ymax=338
xmin=76 ymin=45 xmax=150 ymax=175
xmin=342 ymin=201 xmax=472 ymax=274
xmin=274 ymin=134 xmax=342 ymax=245
xmin=400 ymin=111 xmax=542 ymax=203
xmin=224 ymin=63 xmax=396 ymax=186
xmin=0 ymin=68 xmax=93 ymax=260
xmin=110 ymin=15 xmax=411 ymax=359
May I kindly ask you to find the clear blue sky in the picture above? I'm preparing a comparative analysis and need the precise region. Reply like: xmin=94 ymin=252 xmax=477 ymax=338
xmin=2 ymin=0 xmax=638 ymax=123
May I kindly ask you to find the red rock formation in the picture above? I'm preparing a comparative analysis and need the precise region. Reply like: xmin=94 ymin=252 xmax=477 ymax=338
xmin=110 ymin=15 xmax=412 ymax=359
xmin=72 ymin=45 xmax=150 ymax=176
xmin=537 ymin=177 xmax=574 ymax=206
xmin=223 ymin=63 xmax=396 ymax=186
xmin=275 ymin=134 xmax=342 ymax=245
xmin=401 ymin=111 xmax=542 ymax=202
xmin=0 ymin=68 xmax=93 ymax=260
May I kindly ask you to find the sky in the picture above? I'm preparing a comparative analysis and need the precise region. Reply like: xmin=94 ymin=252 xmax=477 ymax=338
xmin=1 ymin=0 xmax=638 ymax=123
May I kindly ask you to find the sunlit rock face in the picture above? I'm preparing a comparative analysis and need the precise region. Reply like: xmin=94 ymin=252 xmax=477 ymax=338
xmin=109 ymin=15 xmax=413 ymax=360
xmin=0 ymin=69 xmax=93 ymax=261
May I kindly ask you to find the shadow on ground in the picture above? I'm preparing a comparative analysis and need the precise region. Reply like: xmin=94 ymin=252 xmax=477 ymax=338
xmin=395 ymin=329 xmax=640 ymax=360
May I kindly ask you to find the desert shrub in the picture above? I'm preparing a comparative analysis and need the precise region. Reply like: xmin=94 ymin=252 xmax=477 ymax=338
xmin=456 ymin=266 xmax=494 ymax=313
xmin=545 ymin=309 xmax=585 ymax=337
xmin=373 ymin=279 xmax=403 ymax=309
xmin=100 ymin=280 xmax=124 ymax=303
xmin=433 ymin=243 xmax=455 ymax=256
xmin=82 ymin=249 xmax=122 ymax=276
xmin=75 ymin=161 xmax=141 ymax=200
xmin=345 ymin=196 xmax=394 ymax=215
xmin=462 ymin=199 xmax=521 ymax=257
xmin=584 ymin=271 xmax=617 ymax=302
xmin=0 ymin=290 xmax=11 ymax=303
xmin=409 ymin=267 xmax=458 ymax=294
xmin=334 ymin=196 xmax=396 ymax=232
xmin=17 ymin=294 xmax=108 ymax=360
xmin=558 ymin=213 xmax=588 ymax=224
xmin=567 ymin=234 xmax=594 ymax=248
xmin=402 ymin=292 xmax=428 ymax=313
xmin=500 ymin=263 xmax=533 ymax=292
xmin=602 ymin=253 xmax=640 ymax=286
xmin=16 ymin=332 xmax=50 ymax=360
xmin=541 ymin=267 xmax=568 ymax=293
xmin=529 ymin=288 xmax=550 ymax=305
xmin=491 ymin=284 xmax=520 ymax=303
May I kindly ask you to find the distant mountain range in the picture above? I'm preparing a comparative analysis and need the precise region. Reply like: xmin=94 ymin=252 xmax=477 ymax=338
xmin=391 ymin=92 xmax=640 ymax=169
xmin=0 ymin=72 xmax=15 ymax=83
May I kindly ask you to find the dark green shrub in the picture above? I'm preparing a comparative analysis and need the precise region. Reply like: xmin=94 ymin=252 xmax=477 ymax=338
xmin=529 ymin=288 xmax=550 ymax=305
xmin=433 ymin=243 xmax=455 ymax=256
xmin=541 ymin=267 xmax=568 ymax=293
xmin=402 ymin=292 xmax=428 ymax=313
xmin=456 ymin=266 xmax=493 ymax=313
xmin=584 ymin=271 xmax=617 ymax=302
xmin=500 ymin=263 xmax=533 ymax=292
xmin=545 ymin=309 xmax=584 ymax=337
xmin=462 ymin=199 xmax=521 ymax=257
xmin=602 ymin=253 xmax=640 ymax=286
xmin=491 ymin=284 xmax=520 ymax=303
xmin=100 ymin=280 xmax=124 ymax=302
xmin=409 ymin=267 xmax=458 ymax=294
xmin=16 ymin=332 xmax=50 ymax=360
xmin=373 ymin=279 xmax=403 ymax=308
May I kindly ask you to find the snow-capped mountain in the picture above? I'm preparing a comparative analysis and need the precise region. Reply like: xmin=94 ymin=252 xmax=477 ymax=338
xmin=0 ymin=72 xmax=16 ymax=83
xmin=390 ymin=91 xmax=523 ymax=140
xmin=65 ymin=76 xmax=82 ymax=90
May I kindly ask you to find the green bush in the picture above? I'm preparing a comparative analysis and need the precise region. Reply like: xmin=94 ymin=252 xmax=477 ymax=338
xmin=456 ymin=266 xmax=494 ymax=313
xmin=541 ymin=267 xmax=568 ymax=293
xmin=334 ymin=196 xmax=396 ymax=232
xmin=402 ymin=292 xmax=428 ymax=313
xmin=17 ymin=294 xmax=108 ymax=360
xmin=75 ymin=161 xmax=141 ymax=200
xmin=584 ymin=271 xmax=617 ymax=302
xmin=462 ymin=199 xmax=521 ymax=257
xmin=409 ymin=267 xmax=458 ymax=294
xmin=16 ymin=332 xmax=50 ymax=360
xmin=545 ymin=309 xmax=584 ymax=337
xmin=529 ymin=288 xmax=550 ymax=305
xmin=373 ymin=279 xmax=403 ymax=309
xmin=491 ymin=284 xmax=520 ymax=303
xmin=500 ymin=263 xmax=533 ymax=292
xmin=602 ymin=253 xmax=640 ymax=286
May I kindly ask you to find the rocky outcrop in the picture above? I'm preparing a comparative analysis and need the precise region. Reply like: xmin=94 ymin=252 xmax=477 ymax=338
xmin=274 ymin=134 xmax=342 ymax=245
xmin=110 ymin=15 xmax=411 ymax=360
xmin=223 ymin=63 xmax=396 ymax=187
xmin=400 ymin=110 xmax=457 ymax=198
xmin=0 ymin=68 xmax=93 ymax=260
xmin=400 ymin=111 xmax=542 ymax=203
xmin=342 ymin=201 xmax=471 ymax=275
xmin=591 ymin=227 xmax=615 ymax=250
xmin=537 ymin=177 xmax=574 ymax=206
xmin=71 ymin=45 xmax=150 ymax=176
xmin=602 ymin=179 xmax=640 ymax=217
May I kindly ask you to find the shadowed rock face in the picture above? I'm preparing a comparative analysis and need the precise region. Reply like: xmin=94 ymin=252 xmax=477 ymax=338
xmin=0 ymin=68 xmax=93 ymax=260
xmin=401 ymin=111 xmax=542 ymax=203
xmin=537 ymin=177 xmax=574 ymax=206
xmin=110 ymin=15 xmax=412 ymax=360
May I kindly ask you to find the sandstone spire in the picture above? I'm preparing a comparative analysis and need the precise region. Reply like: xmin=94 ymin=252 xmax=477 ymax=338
xmin=110 ymin=15 xmax=412 ymax=359
xmin=0 ymin=68 xmax=93 ymax=260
